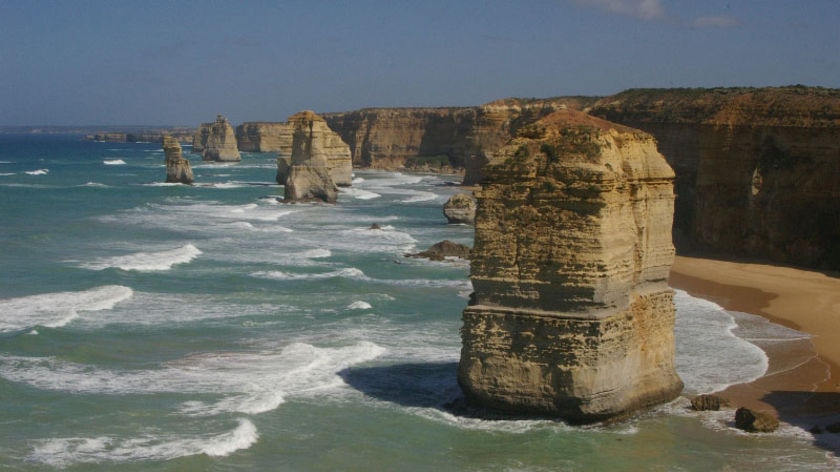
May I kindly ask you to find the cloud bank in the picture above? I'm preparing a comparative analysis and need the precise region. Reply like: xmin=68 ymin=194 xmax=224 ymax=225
xmin=573 ymin=0 xmax=665 ymax=21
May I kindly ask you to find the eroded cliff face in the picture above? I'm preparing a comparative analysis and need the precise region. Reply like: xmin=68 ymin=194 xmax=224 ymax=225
xmin=235 ymin=122 xmax=293 ymax=153
xmin=194 ymin=115 xmax=241 ymax=162
xmin=280 ymin=111 xmax=353 ymax=203
xmin=459 ymin=109 xmax=683 ymax=422
xmin=591 ymin=87 xmax=840 ymax=269
xmin=322 ymin=98 xmax=596 ymax=175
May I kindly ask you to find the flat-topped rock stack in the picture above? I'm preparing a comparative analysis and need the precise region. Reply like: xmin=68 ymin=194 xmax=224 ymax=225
xmin=193 ymin=115 xmax=241 ymax=162
xmin=458 ymin=109 xmax=683 ymax=423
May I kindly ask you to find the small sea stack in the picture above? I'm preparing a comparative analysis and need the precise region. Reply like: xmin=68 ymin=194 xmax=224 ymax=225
xmin=458 ymin=109 xmax=683 ymax=423
xmin=162 ymin=135 xmax=194 ymax=185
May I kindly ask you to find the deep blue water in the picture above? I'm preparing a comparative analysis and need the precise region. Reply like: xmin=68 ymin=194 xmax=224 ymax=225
xmin=0 ymin=134 xmax=835 ymax=470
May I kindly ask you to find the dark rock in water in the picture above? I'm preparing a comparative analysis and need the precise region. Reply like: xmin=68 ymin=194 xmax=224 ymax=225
xmin=370 ymin=223 xmax=382 ymax=230
xmin=690 ymin=394 xmax=729 ymax=411
xmin=734 ymin=407 xmax=779 ymax=433
xmin=443 ymin=193 xmax=476 ymax=225
xmin=825 ymin=422 xmax=840 ymax=433
xmin=406 ymin=240 xmax=471 ymax=261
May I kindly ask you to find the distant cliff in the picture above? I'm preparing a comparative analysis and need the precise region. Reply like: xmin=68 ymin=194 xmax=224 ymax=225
xmin=83 ymin=128 xmax=194 ymax=144
xmin=590 ymin=86 xmax=840 ymax=270
xmin=235 ymin=122 xmax=293 ymax=153
xmin=322 ymin=97 xmax=598 ymax=176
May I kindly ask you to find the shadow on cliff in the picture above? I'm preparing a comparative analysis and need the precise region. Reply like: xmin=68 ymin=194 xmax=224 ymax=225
xmin=761 ymin=391 xmax=840 ymax=455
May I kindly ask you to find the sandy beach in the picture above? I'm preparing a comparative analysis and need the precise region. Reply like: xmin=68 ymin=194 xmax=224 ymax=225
xmin=669 ymin=255 xmax=840 ymax=424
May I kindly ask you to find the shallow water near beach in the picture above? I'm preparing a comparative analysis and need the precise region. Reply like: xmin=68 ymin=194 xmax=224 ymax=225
xmin=0 ymin=134 xmax=836 ymax=470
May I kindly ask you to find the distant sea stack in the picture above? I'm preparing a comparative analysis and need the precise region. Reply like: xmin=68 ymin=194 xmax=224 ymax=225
xmin=590 ymin=86 xmax=840 ymax=270
xmin=193 ymin=115 xmax=241 ymax=162
xmin=279 ymin=110 xmax=352 ymax=203
xmin=458 ymin=109 xmax=683 ymax=423
xmin=162 ymin=135 xmax=194 ymax=185
xmin=236 ymin=122 xmax=293 ymax=153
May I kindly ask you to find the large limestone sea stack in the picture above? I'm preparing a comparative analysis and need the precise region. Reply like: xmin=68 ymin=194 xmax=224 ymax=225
xmin=195 ymin=115 xmax=241 ymax=162
xmin=458 ymin=109 xmax=683 ymax=423
xmin=162 ymin=135 xmax=194 ymax=184
xmin=278 ymin=111 xmax=353 ymax=203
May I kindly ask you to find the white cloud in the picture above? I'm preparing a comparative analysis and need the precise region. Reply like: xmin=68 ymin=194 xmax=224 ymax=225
xmin=691 ymin=15 xmax=739 ymax=28
xmin=573 ymin=0 xmax=666 ymax=21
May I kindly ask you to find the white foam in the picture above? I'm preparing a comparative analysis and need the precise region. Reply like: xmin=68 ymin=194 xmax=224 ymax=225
xmin=80 ymin=244 xmax=201 ymax=272
xmin=0 ymin=341 xmax=386 ymax=415
xmin=80 ymin=182 xmax=108 ymax=187
xmin=142 ymin=182 xmax=184 ymax=187
xmin=347 ymin=301 xmax=372 ymax=310
xmin=25 ymin=168 xmax=48 ymax=175
xmin=252 ymin=267 xmax=369 ymax=282
xmin=301 ymin=248 xmax=331 ymax=259
xmin=400 ymin=191 xmax=438 ymax=203
xmin=340 ymin=187 xmax=381 ymax=200
xmin=673 ymin=289 xmax=769 ymax=394
xmin=103 ymin=159 xmax=126 ymax=165
xmin=0 ymin=172 xmax=15 ymax=176
xmin=29 ymin=418 xmax=258 ymax=467
xmin=0 ymin=285 xmax=133 ymax=332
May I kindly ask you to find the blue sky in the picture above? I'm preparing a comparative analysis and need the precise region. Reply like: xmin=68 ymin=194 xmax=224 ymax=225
xmin=1 ymin=0 xmax=838 ymax=125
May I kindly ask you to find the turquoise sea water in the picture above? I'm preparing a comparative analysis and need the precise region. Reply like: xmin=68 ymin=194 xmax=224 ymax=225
xmin=0 ymin=134 xmax=836 ymax=471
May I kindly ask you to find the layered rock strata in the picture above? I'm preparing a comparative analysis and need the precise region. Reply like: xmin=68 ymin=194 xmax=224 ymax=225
xmin=194 ymin=115 xmax=241 ymax=162
xmin=236 ymin=122 xmax=293 ymax=153
xmin=459 ymin=109 xmax=683 ymax=422
xmin=281 ymin=111 xmax=353 ymax=203
xmin=591 ymin=86 xmax=840 ymax=270
xmin=276 ymin=111 xmax=353 ymax=190
xmin=162 ymin=135 xmax=194 ymax=185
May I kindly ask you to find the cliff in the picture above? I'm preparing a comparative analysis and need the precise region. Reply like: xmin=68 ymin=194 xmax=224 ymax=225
xmin=235 ymin=122 xmax=293 ymax=153
xmin=193 ymin=115 xmax=241 ymax=162
xmin=322 ymin=97 xmax=597 ymax=176
xmin=459 ymin=109 xmax=683 ymax=422
xmin=84 ymin=128 xmax=194 ymax=144
xmin=591 ymin=86 xmax=840 ymax=270
xmin=162 ymin=135 xmax=194 ymax=185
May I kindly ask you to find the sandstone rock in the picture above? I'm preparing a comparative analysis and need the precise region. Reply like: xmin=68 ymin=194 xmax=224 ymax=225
xmin=734 ymin=407 xmax=779 ymax=433
xmin=406 ymin=240 xmax=471 ymax=261
xmin=690 ymin=394 xmax=729 ymax=411
xmin=236 ymin=122 xmax=293 ymax=153
xmin=443 ymin=193 xmax=476 ymax=225
xmin=590 ymin=86 xmax=840 ymax=271
xmin=162 ymin=135 xmax=194 ymax=185
xmin=282 ymin=111 xmax=348 ymax=203
xmin=458 ymin=109 xmax=683 ymax=423
xmin=200 ymin=115 xmax=240 ymax=162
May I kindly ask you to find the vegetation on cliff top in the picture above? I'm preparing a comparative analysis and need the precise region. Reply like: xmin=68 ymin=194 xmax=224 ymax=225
xmin=592 ymin=85 xmax=840 ymax=127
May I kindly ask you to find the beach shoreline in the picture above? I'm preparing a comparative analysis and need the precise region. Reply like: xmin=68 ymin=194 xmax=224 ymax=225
xmin=669 ymin=255 xmax=840 ymax=425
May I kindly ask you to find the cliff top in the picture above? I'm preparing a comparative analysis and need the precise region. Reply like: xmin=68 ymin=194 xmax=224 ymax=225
xmin=592 ymin=85 xmax=840 ymax=127
xmin=288 ymin=110 xmax=326 ymax=123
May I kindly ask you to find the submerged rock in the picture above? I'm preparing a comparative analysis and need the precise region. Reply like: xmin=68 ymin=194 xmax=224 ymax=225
xmin=443 ymin=193 xmax=476 ymax=225
xmin=458 ymin=109 xmax=683 ymax=423
xmin=162 ymin=135 xmax=194 ymax=184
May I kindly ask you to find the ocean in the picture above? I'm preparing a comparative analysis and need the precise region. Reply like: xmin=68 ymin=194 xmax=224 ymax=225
xmin=0 ymin=133 xmax=836 ymax=471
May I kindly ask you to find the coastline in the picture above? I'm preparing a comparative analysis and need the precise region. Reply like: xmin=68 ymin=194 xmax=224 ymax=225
xmin=669 ymin=255 xmax=840 ymax=424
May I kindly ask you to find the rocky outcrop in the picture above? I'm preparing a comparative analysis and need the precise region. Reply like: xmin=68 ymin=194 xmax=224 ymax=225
xmin=195 ymin=115 xmax=240 ymax=162
xmin=406 ymin=240 xmax=471 ymax=261
xmin=734 ymin=407 xmax=779 ymax=433
xmin=276 ymin=111 xmax=352 ymax=190
xmin=690 ymin=394 xmax=729 ymax=411
xmin=458 ymin=109 xmax=683 ymax=422
xmin=591 ymin=86 xmax=840 ymax=270
xmin=235 ymin=122 xmax=293 ymax=153
xmin=281 ymin=111 xmax=350 ymax=203
xmin=322 ymin=98 xmax=596 ymax=175
xmin=162 ymin=135 xmax=194 ymax=185
xmin=443 ymin=193 xmax=476 ymax=225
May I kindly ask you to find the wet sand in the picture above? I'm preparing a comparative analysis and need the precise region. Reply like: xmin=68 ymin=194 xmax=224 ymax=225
xmin=669 ymin=255 xmax=840 ymax=421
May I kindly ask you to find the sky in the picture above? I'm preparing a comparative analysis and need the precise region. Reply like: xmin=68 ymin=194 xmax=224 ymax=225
xmin=1 ymin=0 xmax=838 ymax=126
